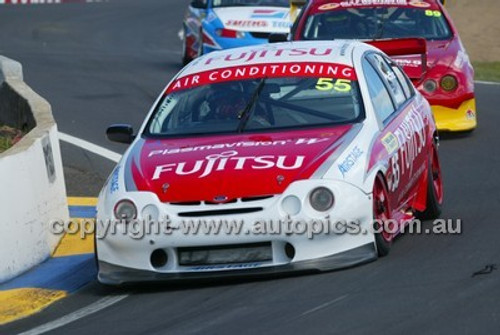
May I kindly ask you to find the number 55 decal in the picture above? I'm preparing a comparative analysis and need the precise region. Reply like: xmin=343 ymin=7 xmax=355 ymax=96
xmin=316 ymin=78 xmax=352 ymax=92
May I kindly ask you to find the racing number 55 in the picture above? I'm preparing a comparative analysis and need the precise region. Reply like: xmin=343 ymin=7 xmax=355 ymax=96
xmin=316 ymin=78 xmax=351 ymax=92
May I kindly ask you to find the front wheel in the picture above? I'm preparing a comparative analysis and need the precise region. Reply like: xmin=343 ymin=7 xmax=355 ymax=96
xmin=416 ymin=145 xmax=443 ymax=220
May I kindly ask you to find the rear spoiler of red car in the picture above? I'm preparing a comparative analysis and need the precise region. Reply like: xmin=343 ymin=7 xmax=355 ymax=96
xmin=366 ymin=38 xmax=427 ymax=81
xmin=289 ymin=0 xmax=307 ymax=22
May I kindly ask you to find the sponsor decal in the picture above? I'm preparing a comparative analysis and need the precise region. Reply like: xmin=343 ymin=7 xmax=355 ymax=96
xmin=152 ymin=150 xmax=305 ymax=180
xmin=409 ymin=0 xmax=431 ymax=8
xmin=272 ymin=20 xmax=292 ymax=29
xmin=316 ymin=0 xmax=433 ymax=10
xmin=109 ymin=166 xmax=120 ymax=193
xmin=225 ymin=19 xmax=268 ymax=28
xmin=251 ymin=9 xmax=287 ymax=19
xmin=148 ymin=137 xmax=330 ymax=157
xmin=338 ymin=146 xmax=363 ymax=176
xmin=202 ymin=30 xmax=221 ymax=49
xmin=0 ymin=0 xmax=102 ymax=4
xmin=206 ymin=12 xmax=218 ymax=23
xmin=0 ymin=0 xmax=62 ymax=4
xmin=203 ymin=47 xmax=337 ymax=65
xmin=393 ymin=58 xmax=423 ymax=68
xmin=453 ymin=50 xmax=470 ymax=69
xmin=381 ymin=132 xmax=399 ymax=154
xmin=42 ymin=136 xmax=56 ymax=184
xmin=167 ymin=62 xmax=356 ymax=93
xmin=387 ymin=107 xmax=426 ymax=192
xmin=466 ymin=110 xmax=476 ymax=120
xmin=189 ymin=263 xmax=262 ymax=270
xmin=319 ymin=3 xmax=341 ymax=10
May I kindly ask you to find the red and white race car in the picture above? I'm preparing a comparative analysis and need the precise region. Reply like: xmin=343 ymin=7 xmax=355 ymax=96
xmin=96 ymin=40 xmax=443 ymax=285
xmin=289 ymin=0 xmax=477 ymax=131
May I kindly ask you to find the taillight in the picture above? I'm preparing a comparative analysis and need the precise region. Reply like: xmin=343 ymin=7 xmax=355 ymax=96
xmin=215 ymin=28 xmax=244 ymax=38
xmin=440 ymin=75 xmax=458 ymax=92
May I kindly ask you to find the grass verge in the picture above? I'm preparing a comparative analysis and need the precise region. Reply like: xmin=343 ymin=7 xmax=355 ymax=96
xmin=473 ymin=62 xmax=500 ymax=83
xmin=0 ymin=125 xmax=24 ymax=154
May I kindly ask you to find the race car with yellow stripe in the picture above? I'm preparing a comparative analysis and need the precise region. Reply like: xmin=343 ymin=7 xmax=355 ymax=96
xmin=289 ymin=0 xmax=477 ymax=132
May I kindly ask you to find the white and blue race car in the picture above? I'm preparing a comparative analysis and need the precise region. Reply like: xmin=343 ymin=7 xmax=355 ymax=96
xmin=182 ymin=0 xmax=292 ymax=64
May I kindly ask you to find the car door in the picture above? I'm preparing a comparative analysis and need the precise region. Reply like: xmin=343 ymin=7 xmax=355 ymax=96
xmin=364 ymin=53 xmax=429 ymax=213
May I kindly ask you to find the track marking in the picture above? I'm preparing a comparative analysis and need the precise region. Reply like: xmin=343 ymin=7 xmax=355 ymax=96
xmin=0 ymin=289 xmax=67 ymax=326
xmin=300 ymin=294 xmax=348 ymax=317
xmin=17 ymin=294 xmax=129 ymax=335
xmin=475 ymin=80 xmax=500 ymax=86
xmin=59 ymin=132 xmax=121 ymax=163
xmin=67 ymin=197 xmax=98 ymax=206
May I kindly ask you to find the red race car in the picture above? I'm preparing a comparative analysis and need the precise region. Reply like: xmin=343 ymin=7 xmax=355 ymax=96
xmin=289 ymin=0 xmax=477 ymax=132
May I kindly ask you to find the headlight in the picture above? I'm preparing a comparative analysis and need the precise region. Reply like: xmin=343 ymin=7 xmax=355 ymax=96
xmin=309 ymin=187 xmax=335 ymax=212
xmin=440 ymin=75 xmax=458 ymax=92
xmin=142 ymin=204 xmax=159 ymax=222
xmin=114 ymin=199 xmax=137 ymax=222
xmin=423 ymin=79 xmax=438 ymax=93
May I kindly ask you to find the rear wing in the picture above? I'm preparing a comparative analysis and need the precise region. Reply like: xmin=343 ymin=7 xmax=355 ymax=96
xmin=289 ymin=0 xmax=307 ymax=22
xmin=366 ymin=38 xmax=427 ymax=81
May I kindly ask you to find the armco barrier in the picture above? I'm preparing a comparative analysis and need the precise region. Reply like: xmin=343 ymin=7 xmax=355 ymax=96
xmin=0 ymin=56 xmax=69 ymax=283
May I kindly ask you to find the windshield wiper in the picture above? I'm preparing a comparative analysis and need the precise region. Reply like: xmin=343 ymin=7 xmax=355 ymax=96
xmin=237 ymin=77 xmax=266 ymax=132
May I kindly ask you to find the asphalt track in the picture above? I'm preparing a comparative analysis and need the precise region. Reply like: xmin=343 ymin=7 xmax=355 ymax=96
xmin=1 ymin=1 xmax=499 ymax=334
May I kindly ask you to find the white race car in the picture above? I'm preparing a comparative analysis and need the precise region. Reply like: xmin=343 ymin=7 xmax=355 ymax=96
xmin=96 ymin=40 xmax=443 ymax=285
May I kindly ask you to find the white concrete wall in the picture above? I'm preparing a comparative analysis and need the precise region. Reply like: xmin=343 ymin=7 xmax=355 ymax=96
xmin=0 ymin=56 xmax=69 ymax=283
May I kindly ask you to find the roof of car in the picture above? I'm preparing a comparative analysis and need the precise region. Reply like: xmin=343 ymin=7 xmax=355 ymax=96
xmin=177 ymin=40 xmax=367 ymax=79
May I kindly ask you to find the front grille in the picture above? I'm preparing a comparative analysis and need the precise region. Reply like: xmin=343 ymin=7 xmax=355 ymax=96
xmin=177 ymin=207 xmax=263 ymax=217
xmin=178 ymin=242 xmax=272 ymax=266
xmin=169 ymin=195 xmax=275 ymax=207
xmin=205 ymin=198 xmax=238 ymax=205
xmin=241 ymin=195 xmax=274 ymax=202
xmin=250 ymin=32 xmax=271 ymax=39
xmin=170 ymin=201 xmax=202 ymax=206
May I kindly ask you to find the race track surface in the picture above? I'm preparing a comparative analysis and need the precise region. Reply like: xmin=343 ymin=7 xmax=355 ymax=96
xmin=1 ymin=1 xmax=499 ymax=334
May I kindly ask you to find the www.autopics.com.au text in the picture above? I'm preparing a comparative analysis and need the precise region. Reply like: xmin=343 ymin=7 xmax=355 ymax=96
xmin=50 ymin=216 xmax=463 ymax=240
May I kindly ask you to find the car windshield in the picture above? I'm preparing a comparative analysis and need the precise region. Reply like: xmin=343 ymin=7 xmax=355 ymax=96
xmin=302 ymin=7 xmax=452 ymax=41
xmin=145 ymin=77 xmax=363 ymax=137
xmin=212 ymin=0 xmax=290 ymax=8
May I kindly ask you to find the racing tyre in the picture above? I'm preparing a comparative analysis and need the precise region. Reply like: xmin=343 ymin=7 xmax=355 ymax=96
xmin=416 ymin=145 xmax=443 ymax=220
xmin=373 ymin=174 xmax=394 ymax=257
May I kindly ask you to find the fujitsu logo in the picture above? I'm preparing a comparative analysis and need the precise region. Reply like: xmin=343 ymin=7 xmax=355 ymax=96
xmin=152 ymin=150 xmax=305 ymax=180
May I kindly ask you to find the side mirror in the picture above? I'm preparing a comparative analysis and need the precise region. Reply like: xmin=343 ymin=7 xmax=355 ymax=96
xmin=268 ymin=33 xmax=288 ymax=44
xmin=106 ymin=124 xmax=135 ymax=144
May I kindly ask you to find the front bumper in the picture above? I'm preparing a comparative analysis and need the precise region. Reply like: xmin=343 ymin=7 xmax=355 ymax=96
xmin=96 ymin=179 xmax=376 ymax=285
xmin=98 ymin=243 xmax=377 ymax=285
xmin=432 ymin=98 xmax=477 ymax=132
